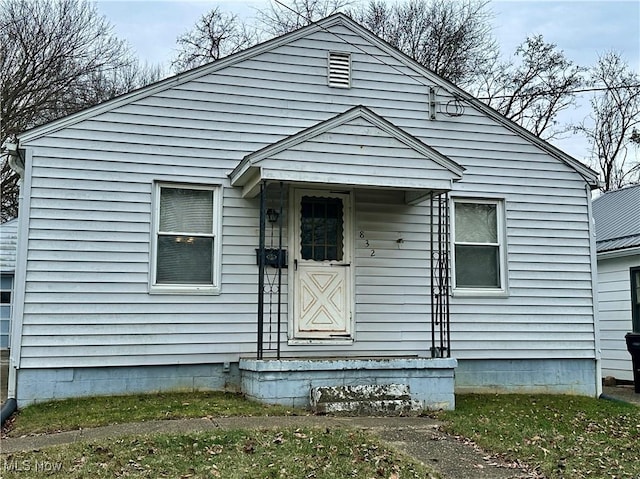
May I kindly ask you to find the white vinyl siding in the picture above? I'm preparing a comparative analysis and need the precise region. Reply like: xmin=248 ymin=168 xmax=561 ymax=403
xmin=232 ymin=111 xmax=461 ymax=193
xmin=1 ymin=218 xmax=18 ymax=349
xmin=633 ymin=267 xmax=640 ymax=332
xmin=598 ymin=253 xmax=640 ymax=381
xmin=16 ymin=21 xmax=596 ymax=368
xmin=0 ymin=218 xmax=18 ymax=273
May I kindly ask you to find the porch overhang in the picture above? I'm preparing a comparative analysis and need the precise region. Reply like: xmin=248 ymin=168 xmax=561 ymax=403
xmin=229 ymin=106 xmax=464 ymax=204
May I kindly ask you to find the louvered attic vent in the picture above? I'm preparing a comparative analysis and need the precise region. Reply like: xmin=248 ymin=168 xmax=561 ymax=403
xmin=328 ymin=52 xmax=351 ymax=88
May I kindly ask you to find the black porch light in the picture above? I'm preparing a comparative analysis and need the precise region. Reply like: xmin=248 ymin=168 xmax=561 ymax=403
xmin=266 ymin=208 xmax=279 ymax=223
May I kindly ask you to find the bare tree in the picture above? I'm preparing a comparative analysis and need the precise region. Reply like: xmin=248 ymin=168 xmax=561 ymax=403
xmin=172 ymin=1 xmax=350 ymax=73
xmin=60 ymin=60 xmax=165 ymax=114
xmin=255 ymin=0 xmax=575 ymax=142
xmin=574 ymin=52 xmax=640 ymax=191
xmin=349 ymin=0 xmax=499 ymax=86
xmin=260 ymin=0 xmax=576 ymax=140
xmin=257 ymin=0 xmax=351 ymax=36
xmin=172 ymin=7 xmax=260 ymax=73
xmin=1 ymin=0 xmax=159 ymax=221
xmin=475 ymin=35 xmax=584 ymax=140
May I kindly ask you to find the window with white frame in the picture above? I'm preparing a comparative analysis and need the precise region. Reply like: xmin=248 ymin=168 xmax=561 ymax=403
xmin=452 ymin=199 xmax=505 ymax=292
xmin=151 ymin=183 xmax=221 ymax=293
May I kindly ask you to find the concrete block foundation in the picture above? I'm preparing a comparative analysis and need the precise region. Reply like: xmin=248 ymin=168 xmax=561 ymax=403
xmin=454 ymin=358 xmax=598 ymax=396
xmin=15 ymin=363 xmax=241 ymax=406
xmin=12 ymin=358 xmax=598 ymax=407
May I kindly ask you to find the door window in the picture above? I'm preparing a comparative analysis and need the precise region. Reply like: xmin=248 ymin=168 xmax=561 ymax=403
xmin=300 ymin=196 xmax=343 ymax=261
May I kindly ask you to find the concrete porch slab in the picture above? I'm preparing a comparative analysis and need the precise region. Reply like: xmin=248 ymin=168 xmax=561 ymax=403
xmin=239 ymin=357 xmax=457 ymax=411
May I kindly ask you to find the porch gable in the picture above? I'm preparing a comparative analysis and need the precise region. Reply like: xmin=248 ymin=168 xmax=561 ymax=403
xmin=229 ymin=105 xmax=464 ymax=199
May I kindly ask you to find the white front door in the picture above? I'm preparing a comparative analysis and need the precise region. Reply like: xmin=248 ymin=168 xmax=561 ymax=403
xmin=292 ymin=189 xmax=352 ymax=339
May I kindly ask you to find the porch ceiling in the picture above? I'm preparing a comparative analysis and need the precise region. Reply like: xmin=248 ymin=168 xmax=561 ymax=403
xmin=229 ymin=106 xmax=464 ymax=202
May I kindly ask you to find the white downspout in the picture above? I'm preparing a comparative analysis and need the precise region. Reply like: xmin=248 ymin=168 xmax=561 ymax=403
xmin=4 ymin=143 xmax=32 ymax=402
xmin=586 ymin=184 xmax=602 ymax=397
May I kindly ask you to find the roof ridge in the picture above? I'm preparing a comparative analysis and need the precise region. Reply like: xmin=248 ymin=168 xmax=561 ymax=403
xmin=597 ymin=232 xmax=640 ymax=243
xmin=598 ymin=183 xmax=640 ymax=197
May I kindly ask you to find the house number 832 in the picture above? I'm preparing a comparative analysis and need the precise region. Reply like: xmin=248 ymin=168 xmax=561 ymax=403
xmin=359 ymin=231 xmax=375 ymax=256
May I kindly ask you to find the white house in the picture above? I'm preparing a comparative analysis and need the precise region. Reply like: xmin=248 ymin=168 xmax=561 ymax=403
xmin=4 ymin=14 xmax=601 ymax=409
xmin=594 ymin=184 xmax=640 ymax=382
xmin=0 ymin=218 xmax=18 ymax=351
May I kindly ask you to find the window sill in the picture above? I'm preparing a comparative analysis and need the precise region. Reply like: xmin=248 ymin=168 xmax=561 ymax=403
xmin=288 ymin=337 xmax=354 ymax=346
xmin=149 ymin=285 xmax=220 ymax=295
xmin=452 ymin=288 xmax=508 ymax=298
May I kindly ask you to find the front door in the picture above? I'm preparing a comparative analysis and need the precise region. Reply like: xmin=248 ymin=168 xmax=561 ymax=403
xmin=292 ymin=189 xmax=352 ymax=339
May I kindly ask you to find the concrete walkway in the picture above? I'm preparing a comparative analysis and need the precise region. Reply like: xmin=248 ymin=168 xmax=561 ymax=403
xmin=1 ymin=415 xmax=540 ymax=479
xmin=602 ymin=384 xmax=640 ymax=406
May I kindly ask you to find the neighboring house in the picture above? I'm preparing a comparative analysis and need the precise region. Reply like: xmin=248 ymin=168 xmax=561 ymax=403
xmin=5 ymin=14 xmax=600 ymax=408
xmin=594 ymin=184 xmax=640 ymax=382
xmin=0 ymin=218 xmax=18 ymax=351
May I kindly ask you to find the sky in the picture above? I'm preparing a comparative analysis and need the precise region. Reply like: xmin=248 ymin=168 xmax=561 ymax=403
xmin=93 ymin=0 xmax=640 ymax=162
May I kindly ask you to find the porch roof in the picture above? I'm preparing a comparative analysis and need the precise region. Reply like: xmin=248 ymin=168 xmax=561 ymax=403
xmin=229 ymin=106 xmax=464 ymax=203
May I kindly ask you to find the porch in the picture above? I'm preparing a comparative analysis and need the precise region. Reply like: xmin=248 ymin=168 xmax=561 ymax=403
xmin=238 ymin=182 xmax=457 ymax=411
xmin=229 ymin=106 xmax=462 ymax=411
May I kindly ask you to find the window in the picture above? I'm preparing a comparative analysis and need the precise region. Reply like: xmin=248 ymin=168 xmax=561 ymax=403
xmin=452 ymin=198 xmax=506 ymax=294
xmin=151 ymin=183 xmax=222 ymax=294
xmin=300 ymin=196 xmax=344 ymax=261
xmin=0 ymin=290 xmax=10 ymax=304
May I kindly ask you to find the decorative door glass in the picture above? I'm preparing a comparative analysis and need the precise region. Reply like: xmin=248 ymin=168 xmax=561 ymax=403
xmin=300 ymin=196 xmax=343 ymax=261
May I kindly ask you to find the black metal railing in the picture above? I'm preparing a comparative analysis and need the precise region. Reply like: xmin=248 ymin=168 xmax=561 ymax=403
xmin=430 ymin=191 xmax=451 ymax=358
xmin=257 ymin=181 xmax=285 ymax=359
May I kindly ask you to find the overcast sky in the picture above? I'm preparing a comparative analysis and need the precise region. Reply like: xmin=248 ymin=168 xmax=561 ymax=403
xmin=93 ymin=0 xmax=640 ymax=162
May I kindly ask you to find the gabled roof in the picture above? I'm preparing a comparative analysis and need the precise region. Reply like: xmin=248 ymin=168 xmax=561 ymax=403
xmin=593 ymin=184 xmax=640 ymax=253
xmin=16 ymin=13 xmax=598 ymax=188
xmin=229 ymin=105 xmax=464 ymax=198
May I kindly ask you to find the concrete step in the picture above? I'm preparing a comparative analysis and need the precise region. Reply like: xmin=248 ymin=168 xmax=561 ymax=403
xmin=310 ymin=384 xmax=421 ymax=416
